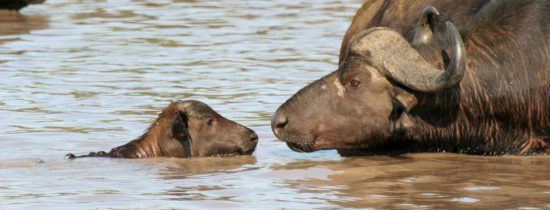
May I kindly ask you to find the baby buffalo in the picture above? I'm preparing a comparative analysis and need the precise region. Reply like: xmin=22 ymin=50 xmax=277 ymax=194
xmin=67 ymin=100 xmax=258 ymax=159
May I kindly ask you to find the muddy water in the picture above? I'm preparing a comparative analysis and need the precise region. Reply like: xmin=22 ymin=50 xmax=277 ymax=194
xmin=0 ymin=0 xmax=548 ymax=209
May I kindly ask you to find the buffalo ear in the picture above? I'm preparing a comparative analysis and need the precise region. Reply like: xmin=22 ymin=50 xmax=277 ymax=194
xmin=389 ymin=89 xmax=418 ymax=134
xmin=172 ymin=110 xmax=189 ymax=140
xmin=412 ymin=6 xmax=440 ymax=46
xmin=395 ymin=89 xmax=418 ymax=112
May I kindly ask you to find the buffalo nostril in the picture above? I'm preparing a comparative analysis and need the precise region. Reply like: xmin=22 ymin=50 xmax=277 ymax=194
xmin=274 ymin=116 xmax=288 ymax=131
xmin=277 ymin=120 xmax=287 ymax=129
xmin=249 ymin=133 xmax=259 ymax=142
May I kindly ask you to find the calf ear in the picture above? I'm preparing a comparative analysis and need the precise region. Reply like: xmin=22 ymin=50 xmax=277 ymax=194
xmin=172 ymin=110 xmax=189 ymax=140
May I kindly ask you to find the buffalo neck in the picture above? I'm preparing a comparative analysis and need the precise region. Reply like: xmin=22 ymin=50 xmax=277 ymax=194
xmin=110 ymin=105 xmax=188 ymax=158
xmin=407 ymin=71 xmax=547 ymax=155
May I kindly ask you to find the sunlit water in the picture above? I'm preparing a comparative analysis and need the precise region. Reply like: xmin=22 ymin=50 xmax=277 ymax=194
xmin=0 ymin=1 xmax=548 ymax=209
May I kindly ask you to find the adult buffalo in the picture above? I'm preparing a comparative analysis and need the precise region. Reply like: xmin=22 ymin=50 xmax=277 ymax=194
xmin=67 ymin=100 xmax=258 ymax=158
xmin=272 ymin=0 xmax=549 ymax=155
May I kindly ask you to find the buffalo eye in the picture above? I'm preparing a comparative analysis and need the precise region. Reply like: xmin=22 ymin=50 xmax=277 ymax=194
xmin=207 ymin=118 xmax=215 ymax=126
xmin=350 ymin=78 xmax=361 ymax=88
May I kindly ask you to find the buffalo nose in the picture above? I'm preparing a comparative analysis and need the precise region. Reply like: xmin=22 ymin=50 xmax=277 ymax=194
xmin=271 ymin=113 xmax=288 ymax=135
xmin=249 ymin=133 xmax=259 ymax=142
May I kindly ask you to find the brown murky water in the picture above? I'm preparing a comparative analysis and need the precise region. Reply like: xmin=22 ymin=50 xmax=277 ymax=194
xmin=0 ymin=1 xmax=548 ymax=209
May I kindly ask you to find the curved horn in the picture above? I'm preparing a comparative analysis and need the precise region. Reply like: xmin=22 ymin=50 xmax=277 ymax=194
xmin=348 ymin=22 xmax=465 ymax=92
xmin=413 ymin=6 xmax=440 ymax=45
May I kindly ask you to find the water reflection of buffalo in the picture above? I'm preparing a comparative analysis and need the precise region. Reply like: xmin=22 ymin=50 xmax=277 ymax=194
xmin=68 ymin=100 xmax=258 ymax=158
xmin=272 ymin=0 xmax=549 ymax=155
xmin=0 ymin=10 xmax=48 ymax=40
xmin=0 ymin=0 xmax=45 ymax=11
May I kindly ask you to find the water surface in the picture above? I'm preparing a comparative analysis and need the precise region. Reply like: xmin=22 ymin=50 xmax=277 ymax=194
xmin=0 ymin=1 xmax=549 ymax=209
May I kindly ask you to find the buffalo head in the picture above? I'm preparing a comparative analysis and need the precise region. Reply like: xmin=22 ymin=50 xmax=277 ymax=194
xmin=172 ymin=100 xmax=259 ymax=157
xmin=271 ymin=8 xmax=465 ymax=153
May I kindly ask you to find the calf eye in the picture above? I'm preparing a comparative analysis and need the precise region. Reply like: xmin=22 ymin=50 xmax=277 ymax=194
xmin=350 ymin=78 xmax=361 ymax=88
xmin=207 ymin=119 xmax=215 ymax=126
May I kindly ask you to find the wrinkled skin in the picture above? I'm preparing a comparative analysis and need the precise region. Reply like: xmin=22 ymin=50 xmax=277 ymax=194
xmin=0 ymin=0 xmax=45 ymax=11
xmin=67 ymin=100 xmax=258 ymax=159
xmin=272 ymin=0 xmax=549 ymax=155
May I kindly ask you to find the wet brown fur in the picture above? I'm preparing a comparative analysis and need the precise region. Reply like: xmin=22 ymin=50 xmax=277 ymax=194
xmin=67 ymin=102 xmax=188 ymax=159
xmin=67 ymin=101 xmax=258 ymax=159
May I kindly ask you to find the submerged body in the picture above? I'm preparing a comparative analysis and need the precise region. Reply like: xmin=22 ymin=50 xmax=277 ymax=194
xmin=272 ymin=0 xmax=549 ymax=155
xmin=67 ymin=100 xmax=258 ymax=158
